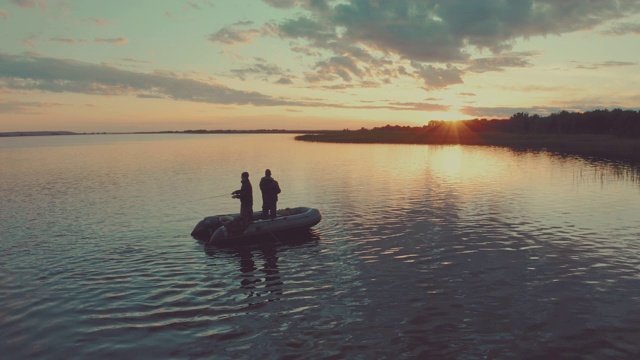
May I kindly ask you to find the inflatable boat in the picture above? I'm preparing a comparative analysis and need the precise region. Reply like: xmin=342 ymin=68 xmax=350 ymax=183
xmin=191 ymin=207 xmax=321 ymax=246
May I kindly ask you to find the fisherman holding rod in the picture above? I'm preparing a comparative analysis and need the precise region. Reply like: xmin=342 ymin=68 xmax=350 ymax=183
xmin=232 ymin=171 xmax=254 ymax=221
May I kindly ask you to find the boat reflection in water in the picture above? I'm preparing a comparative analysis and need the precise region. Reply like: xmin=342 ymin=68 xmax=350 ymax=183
xmin=203 ymin=229 xmax=321 ymax=301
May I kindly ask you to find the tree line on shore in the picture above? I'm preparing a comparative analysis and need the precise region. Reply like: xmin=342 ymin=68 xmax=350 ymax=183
xmin=377 ymin=109 xmax=640 ymax=138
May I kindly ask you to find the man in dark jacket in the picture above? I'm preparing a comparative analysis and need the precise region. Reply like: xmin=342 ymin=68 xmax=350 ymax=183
xmin=259 ymin=169 xmax=281 ymax=218
xmin=232 ymin=171 xmax=253 ymax=221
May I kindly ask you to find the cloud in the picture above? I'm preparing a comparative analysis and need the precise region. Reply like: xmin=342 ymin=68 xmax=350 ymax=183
xmin=466 ymin=52 xmax=538 ymax=73
xmin=262 ymin=0 xmax=329 ymax=11
xmin=136 ymin=94 xmax=165 ymax=99
xmin=165 ymin=1 xmax=214 ymax=19
xmin=275 ymin=77 xmax=293 ymax=85
xmin=574 ymin=60 xmax=638 ymax=70
xmin=80 ymin=17 xmax=109 ymax=26
xmin=229 ymin=58 xmax=292 ymax=81
xmin=256 ymin=0 xmax=640 ymax=90
xmin=411 ymin=62 xmax=464 ymax=90
xmin=2 ymin=53 xmax=437 ymax=112
xmin=309 ymin=81 xmax=381 ymax=90
xmin=10 ymin=0 xmax=47 ymax=9
xmin=274 ymin=1 xmax=640 ymax=62
xmin=1 ymin=51 xmax=457 ymax=114
xmin=0 ymin=100 xmax=62 ymax=114
xmin=388 ymin=101 xmax=448 ymax=112
xmin=184 ymin=0 xmax=214 ymax=11
xmin=338 ymin=102 xmax=449 ymax=112
xmin=209 ymin=26 xmax=261 ymax=45
xmin=95 ymin=37 xmax=128 ymax=45
xmin=49 ymin=37 xmax=79 ymax=44
xmin=290 ymin=46 xmax=322 ymax=57
xmin=22 ymin=35 xmax=37 ymax=47
xmin=45 ymin=37 xmax=128 ymax=45
xmin=0 ymin=53 xmax=298 ymax=106
xmin=262 ymin=0 xmax=296 ymax=8
xmin=500 ymin=84 xmax=566 ymax=93
xmin=313 ymin=56 xmax=365 ymax=82
xmin=121 ymin=57 xmax=152 ymax=64
xmin=602 ymin=21 xmax=640 ymax=35
xmin=208 ymin=22 xmax=270 ymax=45
xmin=186 ymin=1 xmax=202 ymax=10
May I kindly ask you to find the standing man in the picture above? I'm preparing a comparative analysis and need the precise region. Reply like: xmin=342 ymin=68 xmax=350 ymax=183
xmin=259 ymin=169 xmax=281 ymax=219
xmin=232 ymin=171 xmax=253 ymax=221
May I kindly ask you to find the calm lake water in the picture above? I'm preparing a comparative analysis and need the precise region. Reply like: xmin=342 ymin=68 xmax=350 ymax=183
xmin=1 ymin=133 xmax=640 ymax=359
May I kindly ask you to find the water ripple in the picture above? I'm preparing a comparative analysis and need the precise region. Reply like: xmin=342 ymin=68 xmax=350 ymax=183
xmin=2 ymin=135 xmax=640 ymax=359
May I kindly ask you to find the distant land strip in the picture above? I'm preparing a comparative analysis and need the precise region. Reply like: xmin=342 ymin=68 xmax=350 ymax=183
xmin=295 ymin=110 xmax=640 ymax=164
xmin=3 ymin=109 xmax=639 ymax=163
xmin=0 ymin=131 xmax=78 ymax=137
xmin=296 ymin=129 xmax=640 ymax=163
xmin=0 ymin=129 xmax=316 ymax=137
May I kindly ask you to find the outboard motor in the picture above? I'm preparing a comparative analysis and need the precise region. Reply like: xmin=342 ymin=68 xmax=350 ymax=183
xmin=210 ymin=225 xmax=229 ymax=244
xmin=209 ymin=215 xmax=251 ymax=245
xmin=191 ymin=216 xmax=223 ymax=240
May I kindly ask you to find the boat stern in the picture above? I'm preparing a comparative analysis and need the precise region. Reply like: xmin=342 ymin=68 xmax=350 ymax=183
xmin=209 ymin=225 xmax=229 ymax=245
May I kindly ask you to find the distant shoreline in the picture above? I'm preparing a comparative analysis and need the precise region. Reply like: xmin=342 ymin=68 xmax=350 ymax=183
xmin=295 ymin=130 xmax=640 ymax=164
xmin=4 ymin=128 xmax=639 ymax=165
xmin=0 ymin=129 xmax=318 ymax=137
xmin=0 ymin=131 xmax=80 ymax=137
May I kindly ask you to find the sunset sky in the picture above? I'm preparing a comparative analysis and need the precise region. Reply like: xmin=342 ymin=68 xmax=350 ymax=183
xmin=1 ymin=0 xmax=639 ymax=132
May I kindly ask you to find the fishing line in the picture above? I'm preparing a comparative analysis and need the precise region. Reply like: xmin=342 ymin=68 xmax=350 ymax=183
xmin=181 ymin=193 xmax=230 ymax=204
xmin=178 ymin=193 xmax=234 ymax=216
xmin=156 ymin=193 xmax=230 ymax=206
xmin=156 ymin=193 xmax=231 ymax=217
xmin=178 ymin=203 xmax=207 ymax=217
